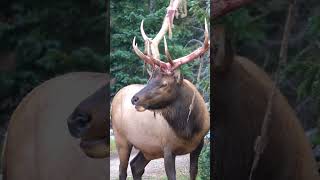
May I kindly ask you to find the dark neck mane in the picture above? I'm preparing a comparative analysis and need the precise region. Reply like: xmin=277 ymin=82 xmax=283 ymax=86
xmin=156 ymin=81 xmax=203 ymax=139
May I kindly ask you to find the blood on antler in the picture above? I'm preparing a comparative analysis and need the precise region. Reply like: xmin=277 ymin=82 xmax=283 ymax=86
xmin=132 ymin=0 xmax=209 ymax=74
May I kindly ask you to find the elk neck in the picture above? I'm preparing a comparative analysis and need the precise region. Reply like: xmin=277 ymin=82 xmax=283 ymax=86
xmin=156 ymin=80 xmax=203 ymax=140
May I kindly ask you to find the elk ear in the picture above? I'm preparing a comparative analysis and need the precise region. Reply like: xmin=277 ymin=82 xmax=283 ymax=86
xmin=173 ymin=69 xmax=183 ymax=84
xmin=212 ymin=25 xmax=234 ymax=73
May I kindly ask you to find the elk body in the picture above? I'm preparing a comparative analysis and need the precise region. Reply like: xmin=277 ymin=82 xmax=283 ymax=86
xmin=3 ymin=72 xmax=109 ymax=180
xmin=112 ymin=71 xmax=209 ymax=179
xmin=213 ymin=26 xmax=320 ymax=180
xmin=111 ymin=1 xmax=210 ymax=179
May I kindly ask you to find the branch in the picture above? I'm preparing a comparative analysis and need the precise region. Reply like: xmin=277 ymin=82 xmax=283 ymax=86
xmin=279 ymin=1 xmax=296 ymax=64
xmin=249 ymin=1 xmax=296 ymax=179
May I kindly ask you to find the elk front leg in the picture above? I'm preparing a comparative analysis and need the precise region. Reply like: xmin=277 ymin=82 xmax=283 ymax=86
xmin=190 ymin=139 xmax=204 ymax=180
xmin=130 ymin=151 xmax=150 ymax=180
xmin=164 ymin=147 xmax=176 ymax=180
xmin=115 ymin=135 xmax=133 ymax=180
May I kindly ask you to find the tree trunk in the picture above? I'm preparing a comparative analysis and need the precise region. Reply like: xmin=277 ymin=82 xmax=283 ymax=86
xmin=149 ymin=0 xmax=155 ymax=14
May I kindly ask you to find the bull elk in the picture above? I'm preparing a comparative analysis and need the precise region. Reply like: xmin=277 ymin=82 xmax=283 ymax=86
xmin=111 ymin=1 xmax=210 ymax=180
xmin=3 ymin=72 xmax=109 ymax=180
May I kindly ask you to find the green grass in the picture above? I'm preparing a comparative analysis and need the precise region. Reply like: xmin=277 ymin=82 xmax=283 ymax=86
xmin=110 ymin=137 xmax=117 ymax=154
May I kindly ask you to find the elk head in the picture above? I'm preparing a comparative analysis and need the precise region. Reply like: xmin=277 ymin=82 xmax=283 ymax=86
xmin=130 ymin=3 xmax=209 ymax=112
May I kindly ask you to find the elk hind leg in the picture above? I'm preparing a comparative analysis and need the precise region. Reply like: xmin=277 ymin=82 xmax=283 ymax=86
xmin=130 ymin=151 xmax=150 ymax=180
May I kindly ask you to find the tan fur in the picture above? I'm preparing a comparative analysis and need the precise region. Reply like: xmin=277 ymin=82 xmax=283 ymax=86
xmin=4 ymin=72 xmax=109 ymax=180
xmin=111 ymin=79 xmax=209 ymax=160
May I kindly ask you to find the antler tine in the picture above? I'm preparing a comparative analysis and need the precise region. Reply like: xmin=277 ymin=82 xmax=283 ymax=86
xmin=140 ymin=20 xmax=150 ymax=41
xmin=204 ymin=18 xmax=209 ymax=49
xmin=133 ymin=37 xmax=169 ymax=69
xmin=132 ymin=37 xmax=154 ymax=66
xmin=146 ymin=40 xmax=151 ymax=56
xmin=145 ymin=40 xmax=154 ymax=74
xmin=170 ymin=18 xmax=210 ymax=70
xmin=163 ymin=36 xmax=174 ymax=66
xmin=141 ymin=20 xmax=152 ymax=56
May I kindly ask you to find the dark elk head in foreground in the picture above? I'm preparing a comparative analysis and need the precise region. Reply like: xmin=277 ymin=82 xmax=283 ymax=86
xmin=67 ymin=83 xmax=109 ymax=158
xmin=131 ymin=19 xmax=209 ymax=112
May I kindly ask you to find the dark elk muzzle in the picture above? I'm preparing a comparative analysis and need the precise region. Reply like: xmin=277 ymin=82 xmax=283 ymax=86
xmin=131 ymin=81 xmax=157 ymax=112
xmin=131 ymin=93 xmax=147 ymax=112
xmin=131 ymin=95 xmax=139 ymax=105
xmin=67 ymin=84 xmax=109 ymax=159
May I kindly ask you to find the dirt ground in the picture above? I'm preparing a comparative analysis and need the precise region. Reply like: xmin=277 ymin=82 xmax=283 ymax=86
xmin=110 ymin=148 xmax=190 ymax=180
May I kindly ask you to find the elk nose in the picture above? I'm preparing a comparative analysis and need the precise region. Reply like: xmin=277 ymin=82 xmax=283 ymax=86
xmin=131 ymin=96 xmax=139 ymax=105
xmin=67 ymin=112 xmax=91 ymax=138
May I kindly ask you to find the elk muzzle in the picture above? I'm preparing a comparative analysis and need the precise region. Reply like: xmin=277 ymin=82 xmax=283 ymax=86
xmin=131 ymin=83 xmax=157 ymax=112
xmin=131 ymin=95 xmax=147 ymax=112
xmin=67 ymin=108 xmax=109 ymax=159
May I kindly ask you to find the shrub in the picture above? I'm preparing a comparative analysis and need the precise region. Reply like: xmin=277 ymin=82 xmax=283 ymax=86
xmin=198 ymin=141 xmax=210 ymax=180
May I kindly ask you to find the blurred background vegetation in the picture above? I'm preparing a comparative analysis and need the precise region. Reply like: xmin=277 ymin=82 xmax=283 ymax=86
xmin=216 ymin=0 xmax=320 ymax=135
xmin=0 ymin=0 xmax=108 ymax=136
xmin=214 ymin=0 xmax=320 ymax=172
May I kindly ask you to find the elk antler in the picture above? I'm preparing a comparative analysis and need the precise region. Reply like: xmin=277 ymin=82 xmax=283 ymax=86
xmin=132 ymin=0 xmax=209 ymax=74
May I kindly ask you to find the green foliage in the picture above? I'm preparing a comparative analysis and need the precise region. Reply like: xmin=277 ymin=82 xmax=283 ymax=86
xmin=283 ymin=60 xmax=320 ymax=114
xmin=217 ymin=9 xmax=266 ymax=42
xmin=189 ymin=0 xmax=210 ymax=21
xmin=217 ymin=1 xmax=320 ymax=130
xmin=311 ymin=132 xmax=320 ymax=145
xmin=308 ymin=15 xmax=320 ymax=38
xmin=278 ymin=12 xmax=320 ymax=118
xmin=198 ymin=141 xmax=210 ymax=180
xmin=0 ymin=0 xmax=107 ymax=125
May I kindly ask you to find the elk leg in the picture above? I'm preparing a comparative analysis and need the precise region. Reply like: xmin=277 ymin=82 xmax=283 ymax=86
xmin=130 ymin=151 xmax=150 ymax=180
xmin=164 ymin=147 xmax=176 ymax=180
xmin=190 ymin=139 xmax=204 ymax=180
xmin=116 ymin=139 xmax=133 ymax=180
